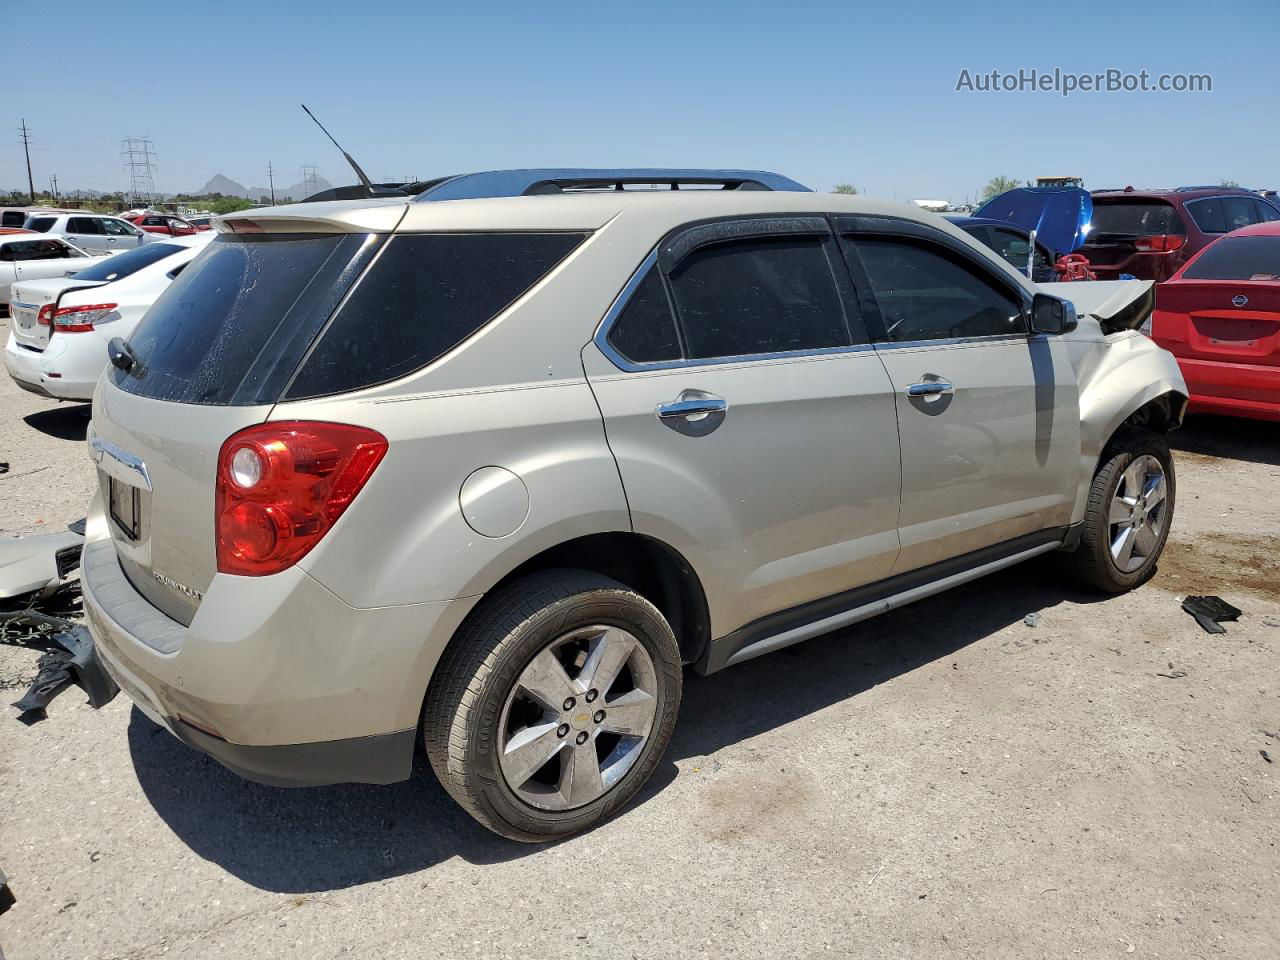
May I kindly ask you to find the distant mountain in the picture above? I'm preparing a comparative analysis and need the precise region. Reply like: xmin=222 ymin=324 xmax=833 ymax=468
xmin=197 ymin=172 xmax=334 ymax=202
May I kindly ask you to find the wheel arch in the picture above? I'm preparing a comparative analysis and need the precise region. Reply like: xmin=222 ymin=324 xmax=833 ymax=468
xmin=479 ymin=532 xmax=712 ymax=666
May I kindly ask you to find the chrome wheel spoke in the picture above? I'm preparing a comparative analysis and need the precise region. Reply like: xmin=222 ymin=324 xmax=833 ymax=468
xmin=517 ymin=648 xmax=576 ymax=711
xmin=577 ymin=627 xmax=635 ymax=697
xmin=1109 ymin=496 xmax=1135 ymax=526
xmin=1121 ymin=461 xmax=1145 ymax=498
xmin=500 ymin=721 xmax=565 ymax=788
xmin=1143 ymin=475 xmax=1167 ymax=510
xmin=561 ymin=743 xmax=605 ymax=806
xmin=599 ymin=689 xmax=657 ymax=737
xmin=1112 ymin=526 xmax=1136 ymax=569
xmin=1134 ymin=522 xmax=1159 ymax=557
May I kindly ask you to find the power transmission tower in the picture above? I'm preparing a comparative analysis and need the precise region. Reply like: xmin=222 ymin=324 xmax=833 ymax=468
xmin=20 ymin=119 xmax=35 ymax=203
xmin=267 ymin=161 xmax=277 ymax=204
xmin=300 ymin=164 xmax=320 ymax=199
xmin=121 ymin=137 xmax=159 ymax=208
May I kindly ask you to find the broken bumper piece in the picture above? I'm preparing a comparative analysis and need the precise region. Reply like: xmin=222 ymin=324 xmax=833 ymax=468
xmin=9 ymin=621 xmax=118 ymax=720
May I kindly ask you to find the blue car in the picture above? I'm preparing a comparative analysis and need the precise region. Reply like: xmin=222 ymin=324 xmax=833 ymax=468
xmin=951 ymin=186 xmax=1096 ymax=283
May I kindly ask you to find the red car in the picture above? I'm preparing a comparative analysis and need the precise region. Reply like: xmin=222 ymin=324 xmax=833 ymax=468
xmin=1083 ymin=187 xmax=1280 ymax=283
xmin=126 ymin=213 xmax=208 ymax=237
xmin=1150 ymin=221 xmax=1280 ymax=421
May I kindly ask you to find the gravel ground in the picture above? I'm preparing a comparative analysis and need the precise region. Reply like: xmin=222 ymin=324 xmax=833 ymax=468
xmin=1 ymin=313 xmax=1278 ymax=959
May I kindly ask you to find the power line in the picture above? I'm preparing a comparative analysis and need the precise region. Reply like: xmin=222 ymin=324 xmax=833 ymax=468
xmin=19 ymin=119 xmax=35 ymax=203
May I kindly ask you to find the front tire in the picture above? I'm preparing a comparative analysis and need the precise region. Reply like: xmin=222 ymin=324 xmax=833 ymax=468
xmin=1067 ymin=428 xmax=1175 ymax=593
xmin=423 ymin=570 xmax=682 ymax=842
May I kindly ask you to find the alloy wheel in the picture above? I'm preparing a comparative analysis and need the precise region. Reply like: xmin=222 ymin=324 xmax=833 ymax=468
xmin=1107 ymin=454 xmax=1169 ymax=573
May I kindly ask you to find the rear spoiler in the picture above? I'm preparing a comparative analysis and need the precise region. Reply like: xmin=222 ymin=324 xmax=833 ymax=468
xmin=1038 ymin=279 xmax=1154 ymax=334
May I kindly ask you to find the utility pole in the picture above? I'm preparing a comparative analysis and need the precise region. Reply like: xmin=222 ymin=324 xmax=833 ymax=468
xmin=267 ymin=161 xmax=276 ymax=205
xmin=50 ymin=174 xmax=58 ymax=202
xmin=20 ymin=119 xmax=35 ymax=203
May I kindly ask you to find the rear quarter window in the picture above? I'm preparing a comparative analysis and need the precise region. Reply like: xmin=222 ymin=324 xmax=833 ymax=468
xmin=284 ymin=232 xmax=585 ymax=399
xmin=26 ymin=217 xmax=55 ymax=233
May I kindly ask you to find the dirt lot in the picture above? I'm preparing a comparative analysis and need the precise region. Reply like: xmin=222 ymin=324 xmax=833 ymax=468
xmin=1 ymin=314 xmax=1278 ymax=959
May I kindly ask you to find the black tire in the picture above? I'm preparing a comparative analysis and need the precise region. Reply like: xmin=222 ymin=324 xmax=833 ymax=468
xmin=1066 ymin=427 xmax=1175 ymax=593
xmin=423 ymin=569 xmax=682 ymax=842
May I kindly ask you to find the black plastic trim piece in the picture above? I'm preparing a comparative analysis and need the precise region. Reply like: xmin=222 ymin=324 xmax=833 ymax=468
xmin=700 ymin=527 xmax=1069 ymax=674
xmin=173 ymin=720 xmax=416 ymax=788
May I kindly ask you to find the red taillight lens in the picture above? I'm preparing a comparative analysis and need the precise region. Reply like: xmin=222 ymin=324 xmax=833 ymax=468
xmin=1135 ymin=234 xmax=1186 ymax=253
xmin=215 ymin=422 xmax=388 ymax=576
xmin=37 ymin=302 xmax=118 ymax=333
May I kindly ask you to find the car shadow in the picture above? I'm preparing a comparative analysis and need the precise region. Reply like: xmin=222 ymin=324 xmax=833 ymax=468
xmin=129 ymin=561 xmax=1104 ymax=894
xmin=22 ymin=405 xmax=91 ymax=440
xmin=1170 ymin=414 xmax=1279 ymax=467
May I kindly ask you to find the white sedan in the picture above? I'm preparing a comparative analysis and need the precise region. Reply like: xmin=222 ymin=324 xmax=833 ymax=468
xmin=0 ymin=232 xmax=105 ymax=309
xmin=4 ymin=232 xmax=213 ymax=401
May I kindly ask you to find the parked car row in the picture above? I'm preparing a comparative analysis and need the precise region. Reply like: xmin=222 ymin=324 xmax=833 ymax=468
xmin=4 ymin=232 xmax=212 ymax=399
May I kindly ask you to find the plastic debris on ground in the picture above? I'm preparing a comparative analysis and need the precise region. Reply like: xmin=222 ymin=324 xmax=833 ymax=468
xmin=1181 ymin=595 xmax=1242 ymax=635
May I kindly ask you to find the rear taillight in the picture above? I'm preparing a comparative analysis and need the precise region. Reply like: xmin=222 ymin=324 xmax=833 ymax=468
xmin=215 ymin=422 xmax=388 ymax=576
xmin=37 ymin=302 xmax=117 ymax=334
xmin=1135 ymin=235 xmax=1186 ymax=253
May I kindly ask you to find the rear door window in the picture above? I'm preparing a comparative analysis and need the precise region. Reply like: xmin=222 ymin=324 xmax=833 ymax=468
xmin=852 ymin=237 xmax=1026 ymax=342
xmin=26 ymin=216 xmax=55 ymax=233
xmin=285 ymin=232 xmax=585 ymax=398
xmin=1181 ymin=237 xmax=1280 ymax=281
xmin=665 ymin=236 xmax=850 ymax=359
xmin=67 ymin=217 xmax=103 ymax=235
xmin=606 ymin=267 xmax=683 ymax=363
xmin=7 ymin=239 xmax=73 ymax=261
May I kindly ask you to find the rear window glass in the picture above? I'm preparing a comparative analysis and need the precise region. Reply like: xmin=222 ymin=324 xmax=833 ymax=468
xmin=113 ymin=234 xmax=348 ymax=404
xmin=1088 ymin=201 xmax=1183 ymax=240
xmin=667 ymin=236 xmax=850 ymax=359
xmin=1181 ymin=237 xmax=1280 ymax=281
xmin=284 ymin=232 xmax=585 ymax=399
xmin=27 ymin=217 xmax=55 ymax=233
xmin=71 ymin=243 xmax=181 ymax=282
xmin=607 ymin=267 xmax=682 ymax=363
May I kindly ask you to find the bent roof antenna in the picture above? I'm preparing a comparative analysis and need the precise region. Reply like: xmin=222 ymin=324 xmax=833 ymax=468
xmin=300 ymin=104 xmax=380 ymax=196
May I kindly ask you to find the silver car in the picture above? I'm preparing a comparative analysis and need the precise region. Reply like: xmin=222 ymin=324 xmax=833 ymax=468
xmin=79 ymin=169 xmax=1187 ymax=841
xmin=24 ymin=212 xmax=151 ymax=253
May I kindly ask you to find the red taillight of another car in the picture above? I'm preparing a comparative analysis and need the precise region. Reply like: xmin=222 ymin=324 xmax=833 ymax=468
xmin=1135 ymin=234 xmax=1186 ymax=253
xmin=215 ymin=422 xmax=389 ymax=576
xmin=37 ymin=302 xmax=117 ymax=333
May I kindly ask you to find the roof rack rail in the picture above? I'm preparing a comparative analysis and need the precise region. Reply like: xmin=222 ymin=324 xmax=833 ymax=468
xmin=409 ymin=168 xmax=810 ymax=202
xmin=1174 ymin=184 xmax=1253 ymax=193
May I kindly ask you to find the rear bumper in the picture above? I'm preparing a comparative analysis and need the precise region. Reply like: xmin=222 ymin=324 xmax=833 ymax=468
xmin=3 ymin=332 xmax=98 ymax=401
xmin=1176 ymin=356 xmax=1280 ymax=422
xmin=80 ymin=531 xmax=478 ymax=787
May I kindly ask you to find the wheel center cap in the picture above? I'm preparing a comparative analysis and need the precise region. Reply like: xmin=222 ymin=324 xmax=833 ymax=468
xmin=570 ymin=712 xmax=591 ymax=731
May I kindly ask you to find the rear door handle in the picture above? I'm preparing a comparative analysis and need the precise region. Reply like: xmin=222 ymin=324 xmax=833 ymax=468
xmin=657 ymin=395 xmax=727 ymax=419
xmin=905 ymin=380 xmax=954 ymax=397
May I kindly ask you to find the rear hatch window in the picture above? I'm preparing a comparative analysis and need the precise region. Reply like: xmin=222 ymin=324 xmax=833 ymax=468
xmin=71 ymin=242 xmax=182 ymax=282
xmin=1087 ymin=200 xmax=1184 ymax=242
xmin=1183 ymin=237 xmax=1280 ymax=281
xmin=110 ymin=233 xmax=366 ymax=405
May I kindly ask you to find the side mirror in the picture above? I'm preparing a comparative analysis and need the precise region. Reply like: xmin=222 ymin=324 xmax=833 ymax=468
xmin=1030 ymin=293 xmax=1076 ymax=335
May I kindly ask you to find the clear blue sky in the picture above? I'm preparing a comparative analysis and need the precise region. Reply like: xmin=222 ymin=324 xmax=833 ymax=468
xmin=8 ymin=0 xmax=1278 ymax=201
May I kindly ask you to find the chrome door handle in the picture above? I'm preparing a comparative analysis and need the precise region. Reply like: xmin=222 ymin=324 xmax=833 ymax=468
xmin=657 ymin=396 xmax=727 ymax=419
xmin=905 ymin=380 xmax=954 ymax=397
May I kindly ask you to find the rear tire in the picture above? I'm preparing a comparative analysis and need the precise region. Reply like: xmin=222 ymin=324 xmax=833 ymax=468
xmin=423 ymin=569 xmax=682 ymax=842
xmin=1066 ymin=427 xmax=1175 ymax=593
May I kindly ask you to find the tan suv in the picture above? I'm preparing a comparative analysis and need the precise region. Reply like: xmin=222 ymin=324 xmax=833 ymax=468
xmin=79 ymin=169 xmax=1187 ymax=840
